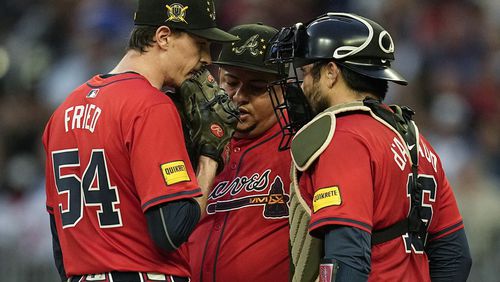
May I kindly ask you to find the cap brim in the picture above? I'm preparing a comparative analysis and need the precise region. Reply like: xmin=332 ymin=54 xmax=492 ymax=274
xmin=338 ymin=62 xmax=408 ymax=85
xmin=186 ymin=28 xmax=239 ymax=42
xmin=214 ymin=60 xmax=281 ymax=75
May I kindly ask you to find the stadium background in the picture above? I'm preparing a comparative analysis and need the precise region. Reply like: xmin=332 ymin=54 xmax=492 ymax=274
xmin=0 ymin=0 xmax=498 ymax=281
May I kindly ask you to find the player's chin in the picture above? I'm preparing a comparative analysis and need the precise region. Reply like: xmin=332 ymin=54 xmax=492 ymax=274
xmin=234 ymin=124 xmax=261 ymax=139
xmin=237 ymin=113 xmax=255 ymax=127
xmin=236 ymin=121 xmax=256 ymax=134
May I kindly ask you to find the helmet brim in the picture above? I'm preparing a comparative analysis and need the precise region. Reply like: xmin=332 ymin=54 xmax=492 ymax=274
xmin=337 ymin=62 xmax=408 ymax=85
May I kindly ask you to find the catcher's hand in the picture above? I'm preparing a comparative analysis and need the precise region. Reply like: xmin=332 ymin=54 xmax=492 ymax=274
xmin=177 ymin=69 xmax=239 ymax=173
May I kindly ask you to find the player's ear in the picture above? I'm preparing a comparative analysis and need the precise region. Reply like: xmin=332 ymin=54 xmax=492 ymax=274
xmin=155 ymin=26 xmax=172 ymax=50
xmin=325 ymin=62 xmax=340 ymax=88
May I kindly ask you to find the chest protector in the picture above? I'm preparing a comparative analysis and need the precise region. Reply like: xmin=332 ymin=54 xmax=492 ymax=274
xmin=289 ymin=98 xmax=425 ymax=281
xmin=289 ymin=164 xmax=322 ymax=282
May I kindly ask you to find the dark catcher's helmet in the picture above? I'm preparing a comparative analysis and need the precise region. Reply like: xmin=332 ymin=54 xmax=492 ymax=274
xmin=265 ymin=12 xmax=408 ymax=150
xmin=266 ymin=12 xmax=408 ymax=84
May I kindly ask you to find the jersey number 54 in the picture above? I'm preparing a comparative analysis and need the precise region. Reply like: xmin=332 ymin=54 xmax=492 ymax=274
xmin=52 ymin=149 xmax=122 ymax=228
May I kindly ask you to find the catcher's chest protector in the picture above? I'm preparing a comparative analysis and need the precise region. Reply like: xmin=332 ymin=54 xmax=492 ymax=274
xmin=289 ymin=167 xmax=322 ymax=282
xmin=289 ymin=104 xmax=341 ymax=282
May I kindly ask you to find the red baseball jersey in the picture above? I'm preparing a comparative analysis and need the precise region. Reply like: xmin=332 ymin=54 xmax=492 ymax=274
xmin=187 ymin=122 xmax=291 ymax=282
xmin=299 ymin=112 xmax=464 ymax=281
xmin=43 ymin=73 xmax=201 ymax=277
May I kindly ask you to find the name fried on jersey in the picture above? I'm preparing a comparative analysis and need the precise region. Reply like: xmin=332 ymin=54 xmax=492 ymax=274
xmin=64 ymin=103 xmax=102 ymax=133
xmin=207 ymin=169 xmax=290 ymax=219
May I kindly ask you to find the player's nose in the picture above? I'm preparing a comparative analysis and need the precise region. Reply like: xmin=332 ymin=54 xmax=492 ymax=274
xmin=232 ymin=86 xmax=249 ymax=105
xmin=200 ymin=48 xmax=212 ymax=65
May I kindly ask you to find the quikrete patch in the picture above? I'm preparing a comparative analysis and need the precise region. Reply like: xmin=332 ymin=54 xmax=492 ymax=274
xmin=161 ymin=161 xmax=190 ymax=185
xmin=313 ymin=186 xmax=342 ymax=212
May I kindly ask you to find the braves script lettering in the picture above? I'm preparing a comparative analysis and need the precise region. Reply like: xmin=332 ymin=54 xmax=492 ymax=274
xmin=209 ymin=169 xmax=271 ymax=200
xmin=206 ymin=174 xmax=290 ymax=219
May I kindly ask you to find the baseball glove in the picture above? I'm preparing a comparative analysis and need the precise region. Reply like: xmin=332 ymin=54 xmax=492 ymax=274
xmin=176 ymin=68 xmax=239 ymax=173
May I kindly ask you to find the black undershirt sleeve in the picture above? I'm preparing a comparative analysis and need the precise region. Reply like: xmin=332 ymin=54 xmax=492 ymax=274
xmin=425 ymin=228 xmax=472 ymax=281
xmin=145 ymin=199 xmax=201 ymax=252
xmin=323 ymin=226 xmax=371 ymax=281
xmin=49 ymin=214 xmax=67 ymax=282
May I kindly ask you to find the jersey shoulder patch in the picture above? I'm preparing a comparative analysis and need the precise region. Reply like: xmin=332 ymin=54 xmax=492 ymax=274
xmin=290 ymin=100 xmax=370 ymax=171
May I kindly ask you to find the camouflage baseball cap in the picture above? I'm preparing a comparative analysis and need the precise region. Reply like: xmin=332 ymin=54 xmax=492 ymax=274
xmin=215 ymin=23 xmax=288 ymax=76
xmin=134 ymin=0 xmax=238 ymax=42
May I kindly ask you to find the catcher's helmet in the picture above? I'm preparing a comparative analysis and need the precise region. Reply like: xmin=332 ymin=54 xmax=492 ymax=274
xmin=266 ymin=12 xmax=408 ymax=85
xmin=265 ymin=13 xmax=408 ymax=150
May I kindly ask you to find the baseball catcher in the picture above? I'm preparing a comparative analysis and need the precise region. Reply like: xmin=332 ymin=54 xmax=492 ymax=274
xmin=265 ymin=12 xmax=472 ymax=282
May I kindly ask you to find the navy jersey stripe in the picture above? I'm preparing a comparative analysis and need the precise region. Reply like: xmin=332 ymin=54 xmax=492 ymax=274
xmin=142 ymin=188 xmax=202 ymax=210
xmin=310 ymin=217 xmax=372 ymax=231
xmin=86 ymin=76 xmax=144 ymax=88
xmin=428 ymin=220 xmax=463 ymax=241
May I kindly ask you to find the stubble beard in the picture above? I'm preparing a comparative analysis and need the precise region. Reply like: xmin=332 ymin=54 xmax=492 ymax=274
xmin=234 ymin=120 xmax=257 ymax=138
xmin=308 ymin=82 xmax=330 ymax=114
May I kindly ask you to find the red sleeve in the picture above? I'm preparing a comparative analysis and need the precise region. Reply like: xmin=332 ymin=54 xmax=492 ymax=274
xmin=427 ymin=152 xmax=464 ymax=241
xmin=45 ymin=158 xmax=56 ymax=215
xmin=127 ymin=103 xmax=201 ymax=212
xmin=43 ymin=119 xmax=56 ymax=214
xmin=308 ymin=130 xmax=373 ymax=234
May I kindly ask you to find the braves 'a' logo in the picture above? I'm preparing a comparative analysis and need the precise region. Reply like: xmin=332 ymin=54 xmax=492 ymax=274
xmin=233 ymin=34 xmax=263 ymax=56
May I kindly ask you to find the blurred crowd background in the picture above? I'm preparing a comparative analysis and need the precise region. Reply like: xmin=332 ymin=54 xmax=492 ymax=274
xmin=0 ymin=0 xmax=498 ymax=281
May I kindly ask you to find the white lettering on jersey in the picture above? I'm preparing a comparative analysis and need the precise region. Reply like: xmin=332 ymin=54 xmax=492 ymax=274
xmin=418 ymin=141 xmax=437 ymax=172
xmin=64 ymin=104 xmax=102 ymax=133
xmin=72 ymin=105 xmax=85 ymax=129
xmin=209 ymin=169 xmax=271 ymax=200
xmin=390 ymin=137 xmax=438 ymax=172
xmin=391 ymin=137 xmax=407 ymax=171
